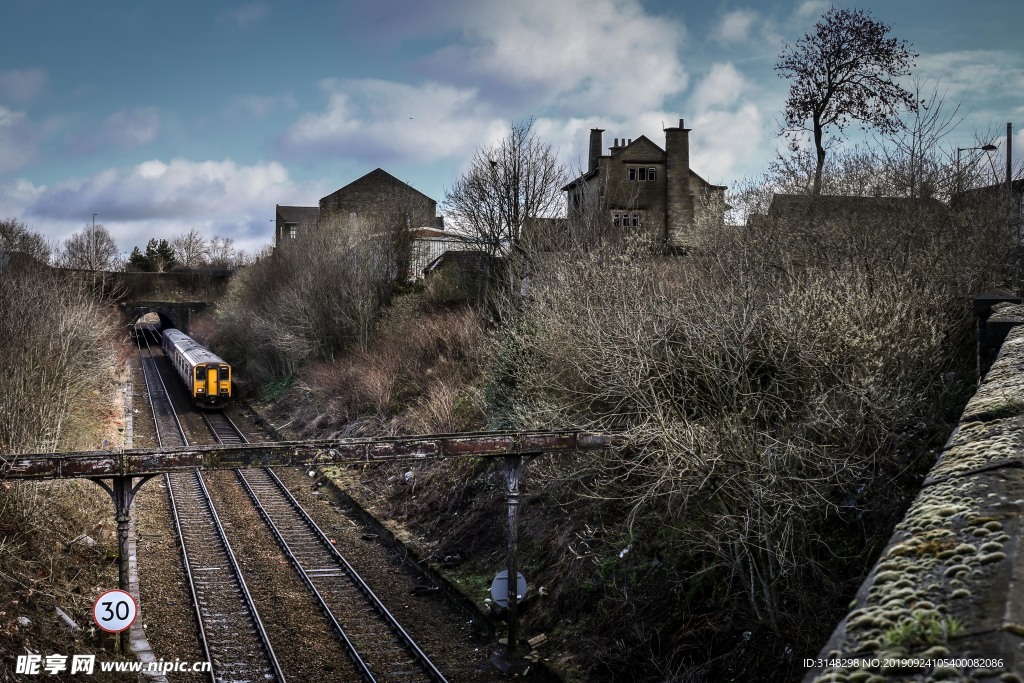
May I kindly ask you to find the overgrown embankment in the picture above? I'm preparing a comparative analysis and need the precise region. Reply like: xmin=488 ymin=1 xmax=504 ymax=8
xmin=218 ymin=188 xmax=1014 ymax=681
xmin=0 ymin=256 xmax=132 ymax=679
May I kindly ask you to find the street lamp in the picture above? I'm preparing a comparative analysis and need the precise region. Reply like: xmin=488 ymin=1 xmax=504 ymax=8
xmin=956 ymin=144 xmax=998 ymax=195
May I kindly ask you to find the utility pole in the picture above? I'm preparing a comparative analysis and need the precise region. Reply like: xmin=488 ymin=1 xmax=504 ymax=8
xmin=1008 ymin=123 xmax=1014 ymax=198
xmin=1007 ymin=124 xmax=1015 ymax=246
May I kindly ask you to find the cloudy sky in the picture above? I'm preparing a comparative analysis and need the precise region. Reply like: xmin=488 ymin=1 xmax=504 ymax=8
xmin=1 ymin=0 xmax=1022 ymax=255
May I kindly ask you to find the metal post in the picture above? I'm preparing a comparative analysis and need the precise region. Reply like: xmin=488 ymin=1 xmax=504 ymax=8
xmin=112 ymin=477 xmax=132 ymax=592
xmin=1008 ymin=123 xmax=1013 ymax=201
xmin=90 ymin=476 xmax=154 ymax=592
xmin=957 ymin=147 xmax=962 ymax=197
xmin=504 ymin=454 xmax=521 ymax=655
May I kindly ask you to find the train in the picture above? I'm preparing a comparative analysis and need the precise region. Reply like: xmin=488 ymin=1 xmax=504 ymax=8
xmin=161 ymin=328 xmax=233 ymax=409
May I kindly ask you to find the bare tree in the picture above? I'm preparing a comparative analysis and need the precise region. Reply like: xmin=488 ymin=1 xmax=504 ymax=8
xmin=171 ymin=228 xmax=209 ymax=268
xmin=214 ymin=210 xmax=410 ymax=382
xmin=476 ymin=93 xmax=1022 ymax=676
xmin=208 ymin=235 xmax=238 ymax=269
xmin=776 ymin=6 xmax=918 ymax=195
xmin=0 ymin=260 xmax=120 ymax=453
xmin=60 ymin=223 xmax=118 ymax=271
xmin=442 ymin=118 xmax=566 ymax=295
xmin=873 ymin=79 xmax=969 ymax=199
xmin=0 ymin=218 xmax=50 ymax=263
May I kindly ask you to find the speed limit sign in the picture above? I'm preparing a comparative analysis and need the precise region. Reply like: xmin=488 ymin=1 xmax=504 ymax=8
xmin=92 ymin=590 xmax=138 ymax=633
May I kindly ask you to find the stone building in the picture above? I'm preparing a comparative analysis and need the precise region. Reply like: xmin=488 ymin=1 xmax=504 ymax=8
xmin=274 ymin=168 xmax=437 ymax=246
xmin=562 ymin=119 xmax=726 ymax=247
xmin=319 ymin=167 xmax=436 ymax=232
xmin=274 ymin=205 xmax=320 ymax=243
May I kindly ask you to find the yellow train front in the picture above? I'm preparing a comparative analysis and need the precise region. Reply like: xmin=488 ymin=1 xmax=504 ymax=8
xmin=161 ymin=328 xmax=232 ymax=408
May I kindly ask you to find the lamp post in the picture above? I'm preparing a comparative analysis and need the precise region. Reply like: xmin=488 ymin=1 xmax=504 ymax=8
xmin=956 ymin=145 xmax=998 ymax=196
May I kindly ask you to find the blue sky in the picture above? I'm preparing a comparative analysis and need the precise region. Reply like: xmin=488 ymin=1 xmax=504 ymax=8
xmin=1 ymin=0 xmax=1022 ymax=255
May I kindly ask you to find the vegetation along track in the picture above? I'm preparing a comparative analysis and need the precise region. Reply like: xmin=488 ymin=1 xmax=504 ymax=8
xmin=206 ymin=411 xmax=449 ymax=683
xmin=135 ymin=325 xmax=286 ymax=683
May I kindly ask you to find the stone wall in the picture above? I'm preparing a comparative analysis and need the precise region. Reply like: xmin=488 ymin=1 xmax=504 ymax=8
xmin=319 ymin=168 xmax=436 ymax=230
xmin=804 ymin=303 xmax=1024 ymax=682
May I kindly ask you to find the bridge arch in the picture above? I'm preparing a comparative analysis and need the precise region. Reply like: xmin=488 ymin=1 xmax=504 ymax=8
xmin=119 ymin=301 xmax=208 ymax=333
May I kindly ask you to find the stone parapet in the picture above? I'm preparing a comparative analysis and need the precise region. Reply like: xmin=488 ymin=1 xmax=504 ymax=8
xmin=804 ymin=321 xmax=1024 ymax=682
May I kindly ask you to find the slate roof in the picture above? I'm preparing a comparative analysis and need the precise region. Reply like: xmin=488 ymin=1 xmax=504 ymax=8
xmin=276 ymin=205 xmax=320 ymax=224
xmin=322 ymin=168 xmax=436 ymax=204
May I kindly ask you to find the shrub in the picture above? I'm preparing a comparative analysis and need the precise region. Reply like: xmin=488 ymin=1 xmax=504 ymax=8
xmin=484 ymin=177 xmax=1013 ymax=677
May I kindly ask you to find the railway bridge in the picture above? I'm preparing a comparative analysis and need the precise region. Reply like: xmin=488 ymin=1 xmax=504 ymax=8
xmin=114 ymin=269 xmax=233 ymax=333
xmin=2 ymin=430 xmax=620 ymax=674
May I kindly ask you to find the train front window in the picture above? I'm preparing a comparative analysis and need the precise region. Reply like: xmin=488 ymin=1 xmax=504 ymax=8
xmin=195 ymin=367 xmax=206 ymax=380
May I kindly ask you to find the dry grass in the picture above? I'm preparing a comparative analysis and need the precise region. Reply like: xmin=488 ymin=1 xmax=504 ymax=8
xmin=273 ymin=296 xmax=487 ymax=438
xmin=468 ymin=190 xmax=1014 ymax=679
xmin=0 ymin=257 xmax=131 ymax=678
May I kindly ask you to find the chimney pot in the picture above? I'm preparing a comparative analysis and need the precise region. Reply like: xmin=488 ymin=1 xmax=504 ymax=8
xmin=679 ymin=118 xmax=685 ymax=128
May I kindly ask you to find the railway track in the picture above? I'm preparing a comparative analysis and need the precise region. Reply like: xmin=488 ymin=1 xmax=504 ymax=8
xmin=135 ymin=325 xmax=285 ymax=683
xmin=206 ymin=413 xmax=448 ymax=683
xmin=137 ymin=325 xmax=186 ymax=449
xmin=202 ymin=411 xmax=246 ymax=445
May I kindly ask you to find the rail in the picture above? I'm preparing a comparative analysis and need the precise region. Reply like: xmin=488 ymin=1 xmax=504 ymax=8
xmin=206 ymin=411 xmax=447 ymax=682
xmin=136 ymin=325 xmax=285 ymax=683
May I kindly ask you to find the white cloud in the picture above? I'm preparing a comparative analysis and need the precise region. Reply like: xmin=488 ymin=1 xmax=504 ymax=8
xmin=104 ymin=107 xmax=160 ymax=148
xmin=67 ymin=107 xmax=161 ymax=154
xmin=0 ymin=178 xmax=45 ymax=219
xmin=689 ymin=104 xmax=766 ymax=184
xmin=795 ymin=1 xmax=829 ymax=19
xmin=22 ymin=158 xmax=322 ymax=254
xmin=692 ymin=63 xmax=749 ymax=112
xmin=0 ymin=68 xmax=48 ymax=106
xmin=916 ymin=50 xmax=1024 ymax=96
xmin=279 ymin=79 xmax=506 ymax=165
xmin=684 ymin=63 xmax=768 ymax=184
xmin=217 ymin=3 xmax=269 ymax=28
xmin=0 ymin=106 xmax=38 ymax=173
xmin=427 ymin=0 xmax=688 ymax=115
xmin=713 ymin=9 xmax=759 ymax=44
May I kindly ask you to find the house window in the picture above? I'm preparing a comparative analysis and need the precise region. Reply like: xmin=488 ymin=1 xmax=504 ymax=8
xmin=628 ymin=167 xmax=657 ymax=181
xmin=612 ymin=212 xmax=643 ymax=227
xmin=289 ymin=226 xmax=297 ymax=239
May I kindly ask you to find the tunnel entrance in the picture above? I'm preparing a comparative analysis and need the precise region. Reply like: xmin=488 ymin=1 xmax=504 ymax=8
xmin=130 ymin=310 xmax=178 ymax=330
xmin=119 ymin=300 xmax=206 ymax=334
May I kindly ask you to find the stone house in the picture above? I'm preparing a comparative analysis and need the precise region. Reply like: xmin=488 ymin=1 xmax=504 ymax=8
xmin=274 ymin=205 xmax=320 ymax=243
xmin=319 ymin=167 xmax=436 ymax=233
xmin=274 ymin=168 xmax=437 ymax=246
xmin=562 ymin=119 xmax=727 ymax=247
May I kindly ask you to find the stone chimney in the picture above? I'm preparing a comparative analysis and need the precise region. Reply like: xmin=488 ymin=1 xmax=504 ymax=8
xmin=664 ymin=118 xmax=692 ymax=243
xmin=589 ymin=128 xmax=605 ymax=172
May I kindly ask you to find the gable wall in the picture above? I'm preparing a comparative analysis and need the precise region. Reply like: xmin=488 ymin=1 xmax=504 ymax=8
xmin=320 ymin=171 xmax=436 ymax=230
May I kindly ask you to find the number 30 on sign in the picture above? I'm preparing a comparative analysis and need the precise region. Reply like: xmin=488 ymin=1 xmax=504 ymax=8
xmin=92 ymin=590 xmax=138 ymax=633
